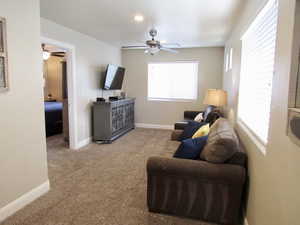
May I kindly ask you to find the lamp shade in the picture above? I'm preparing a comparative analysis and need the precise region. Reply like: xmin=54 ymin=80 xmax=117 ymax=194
xmin=203 ymin=89 xmax=227 ymax=107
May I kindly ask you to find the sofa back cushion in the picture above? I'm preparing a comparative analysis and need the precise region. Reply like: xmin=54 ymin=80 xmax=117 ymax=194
xmin=200 ymin=118 xmax=240 ymax=163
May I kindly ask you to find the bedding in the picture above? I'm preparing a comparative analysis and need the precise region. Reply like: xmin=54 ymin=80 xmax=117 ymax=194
xmin=45 ymin=101 xmax=63 ymax=112
xmin=44 ymin=101 xmax=63 ymax=137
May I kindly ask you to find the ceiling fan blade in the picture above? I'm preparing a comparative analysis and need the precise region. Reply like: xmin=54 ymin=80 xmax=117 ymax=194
xmin=160 ymin=47 xmax=178 ymax=53
xmin=51 ymin=54 xmax=65 ymax=57
xmin=122 ymin=45 xmax=148 ymax=49
xmin=161 ymin=43 xmax=181 ymax=47
xmin=51 ymin=51 xmax=66 ymax=54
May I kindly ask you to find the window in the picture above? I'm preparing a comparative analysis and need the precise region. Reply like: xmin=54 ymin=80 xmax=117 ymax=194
xmin=238 ymin=0 xmax=278 ymax=145
xmin=229 ymin=48 xmax=233 ymax=70
xmin=225 ymin=48 xmax=233 ymax=72
xmin=148 ymin=62 xmax=198 ymax=101
xmin=225 ymin=53 xmax=229 ymax=72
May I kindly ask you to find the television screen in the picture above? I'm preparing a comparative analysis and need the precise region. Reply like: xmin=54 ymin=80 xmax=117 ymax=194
xmin=103 ymin=64 xmax=125 ymax=90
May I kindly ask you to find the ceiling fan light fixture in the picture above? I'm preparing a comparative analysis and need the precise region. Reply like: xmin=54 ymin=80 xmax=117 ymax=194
xmin=43 ymin=51 xmax=50 ymax=60
xmin=146 ymin=47 xmax=160 ymax=55
xmin=134 ymin=15 xmax=144 ymax=22
xmin=42 ymin=43 xmax=51 ymax=60
xmin=125 ymin=28 xmax=180 ymax=55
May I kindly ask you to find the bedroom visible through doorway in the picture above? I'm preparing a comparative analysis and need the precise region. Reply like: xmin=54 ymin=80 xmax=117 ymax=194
xmin=42 ymin=43 xmax=70 ymax=147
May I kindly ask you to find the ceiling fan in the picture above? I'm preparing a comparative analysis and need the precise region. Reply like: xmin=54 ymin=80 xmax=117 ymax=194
xmin=122 ymin=29 xmax=180 ymax=55
xmin=42 ymin=44 xmax=66 ymax=60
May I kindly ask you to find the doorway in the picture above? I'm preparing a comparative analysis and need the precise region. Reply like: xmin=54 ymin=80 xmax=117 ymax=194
xmin=41 ymin=37 xmax=77 ymax=149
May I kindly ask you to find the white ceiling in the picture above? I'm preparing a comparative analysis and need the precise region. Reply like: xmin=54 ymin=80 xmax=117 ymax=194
xmin=40 ymin=0 xmax=245 ymax=48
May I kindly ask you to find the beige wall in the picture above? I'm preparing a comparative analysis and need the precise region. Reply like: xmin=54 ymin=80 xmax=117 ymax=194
xmin=41 ymin=18 xmax=121 ymax=144
xmin=0 ymin=0 xmax=48 ymax=209
xmin=122 ymin=47 xmax=224 ymax=126
xmin=44 ymin=56 xmax=64 ymax=101
xmin=223 ymin=0 xmax=300 ymax=225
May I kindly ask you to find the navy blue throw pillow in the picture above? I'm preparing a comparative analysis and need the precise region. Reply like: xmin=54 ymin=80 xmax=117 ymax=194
xmin=179 ymin=121 xmax=206 ymax=141
xmin=173 ymin=136 xmax=208 ymax=160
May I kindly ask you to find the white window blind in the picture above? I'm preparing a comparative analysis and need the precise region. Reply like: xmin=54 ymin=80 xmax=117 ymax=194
xmin=148 ymin=62 xmax=198 ymax=101
xmin=225 ymin=53 xmax=229 ymax=72
xmin=229 ymin=48 xmax=233 ymax=70
xmin=238 ymin=0 xmax=278 ymax=144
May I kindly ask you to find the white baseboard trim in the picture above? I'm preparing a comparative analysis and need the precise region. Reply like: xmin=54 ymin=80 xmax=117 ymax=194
xmin=75 ymin=137 xmax=92 ymax=150
xmin=0 ymin=180 xmax=50 ymax=223
xmin=135 ymin=123 xmax=173 ymax=130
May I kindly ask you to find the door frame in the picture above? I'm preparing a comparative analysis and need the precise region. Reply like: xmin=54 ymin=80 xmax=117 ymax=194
xmin=41 ymin=36 xmax=78 ymax=150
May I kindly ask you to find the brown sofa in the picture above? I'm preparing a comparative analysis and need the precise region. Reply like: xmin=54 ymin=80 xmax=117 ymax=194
xmin=147 ymin=118 xmax=247 ymax=225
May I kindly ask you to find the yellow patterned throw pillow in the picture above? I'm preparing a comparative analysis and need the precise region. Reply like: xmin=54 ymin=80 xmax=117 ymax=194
xmin=192 ymin=123 xmax=210 ymax=139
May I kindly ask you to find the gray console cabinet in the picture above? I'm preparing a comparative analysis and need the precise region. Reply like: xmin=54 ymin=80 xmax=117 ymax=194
xmin=92 ymin=98 xmax=135 ymax=142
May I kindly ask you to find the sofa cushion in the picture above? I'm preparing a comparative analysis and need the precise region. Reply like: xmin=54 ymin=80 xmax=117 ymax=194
xmin=179 ymin=121 xmax=206 ymax=141
xmin=194 ymin=112 xmax=203 ymax=122
xmin=173 ymin=136 xmax=208 ymax=159
xmin=201 ymin=138 xmax=239 ymax=163
xmin=203 ymin=105 xmax=216 ymax=121
xmin=192 ymin=123 xmax=210 ymax=138
xmin=200 ymin=118 xmax=239 ymax=163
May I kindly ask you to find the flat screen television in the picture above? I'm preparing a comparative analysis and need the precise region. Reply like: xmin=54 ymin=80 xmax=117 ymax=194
xmin=103 ymin=64 xmax=125 ymax=90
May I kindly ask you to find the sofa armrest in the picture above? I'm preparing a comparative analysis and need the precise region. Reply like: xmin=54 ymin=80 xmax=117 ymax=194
xmin=147 ymin=156 xmax=245 ymax=184
xmin=174 ymin=121 xmax=188 ymax=130
xmin=184 ymin=111 xmax=202 ymax=120
xmin=147 ymin=157 xmax=246 ymax=225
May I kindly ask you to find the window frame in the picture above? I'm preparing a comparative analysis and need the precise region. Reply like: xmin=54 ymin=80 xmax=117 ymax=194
xmin=237 ymin=0 xmax=278 ymax=152
xmin=147 ymin=61 xmax=199 ymax=102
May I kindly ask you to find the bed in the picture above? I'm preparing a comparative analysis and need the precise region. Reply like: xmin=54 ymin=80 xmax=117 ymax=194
xmin=44 ymin=101 xmax=63 ymax=137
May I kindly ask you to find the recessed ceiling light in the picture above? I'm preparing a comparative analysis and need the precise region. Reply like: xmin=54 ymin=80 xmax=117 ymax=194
xmin=134 ymin=15 xmax=144 ymax=22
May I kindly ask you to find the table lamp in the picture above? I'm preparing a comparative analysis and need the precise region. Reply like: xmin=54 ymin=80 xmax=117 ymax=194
xmin=203 ymin=89 xmax=227 ymax=110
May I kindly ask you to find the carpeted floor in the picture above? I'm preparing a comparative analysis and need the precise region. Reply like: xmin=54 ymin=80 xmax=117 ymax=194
xmin=1 ymin=128 xmax=217 ymax=225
